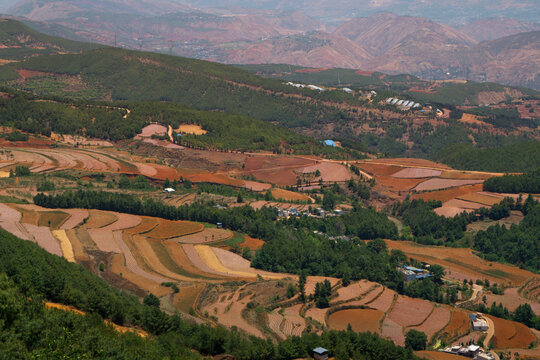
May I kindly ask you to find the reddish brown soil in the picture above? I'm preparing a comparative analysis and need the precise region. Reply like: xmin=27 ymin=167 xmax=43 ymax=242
xmin=173 ymin=284 xmax=205 ymax=313
xmin=388 ymin=296 xmax=433 ymax=328
xmin=414 ymin=178 xmax=484 ymax=191
xmin=355 ymin=70 xmax=374 ymax=76
xmin=237 ymin=236 xmax=265 ymax=251
xmin=295 ymin=67 xmax=332 ymax=73
xmin=368 ymin=288 xmax=396 ymax=312
xmin=369 ymin=158 xmax=453 ymax=170
xmin=480 ymin=288 xmax=540 ymax=315
xmin=328 ymin=308 xmax=384 ymax=334
xmin=381 ymin=317 xmax=405 ymax=346
xmin=333 ymin=281 xmax=377 ymax=303
xmin=440 ymin=171 xmax=495 ymax=180
xmin=305 ymin=276 xmax=339 ymax=296
xmin=377 ymin=176 xmax=428 ymax=191
xmin=411 ymin=306 xmax=451 ymax=340
xmin=145 ymin=219 xmax=203 ymax=239
xmin=444 ymin=310 xmax=476 ymax=339
xmin=486 ymin=315 xmax=536 ymax=349
xmin=412 ymin=184 xmax=484 ymax=202
xmin=271 ymin=188 xmax=310 ymax=202
xmin=416 ymin=351 xmax=466 ymax=360
xmin=17 ymin=69 xmax=51 ymax=79
xmin=354 ymin=163 xmax=402 ymax=176
xmin=299 ymin=162 xmax=351 ymax=182
xmin=392 ymin=168 xmax=442 ymax=178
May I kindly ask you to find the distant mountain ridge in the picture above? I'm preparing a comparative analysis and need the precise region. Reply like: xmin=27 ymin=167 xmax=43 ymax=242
xmin=3 ymin=1 xmax=540 ymax=90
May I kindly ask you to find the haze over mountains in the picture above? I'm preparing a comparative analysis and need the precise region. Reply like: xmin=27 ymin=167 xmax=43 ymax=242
xmin=2 ymin=0 xmax=540 ymax=90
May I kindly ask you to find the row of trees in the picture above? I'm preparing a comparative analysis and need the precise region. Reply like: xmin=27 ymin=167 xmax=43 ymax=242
xmin=483 ymin=169 xmax=540 ymax=194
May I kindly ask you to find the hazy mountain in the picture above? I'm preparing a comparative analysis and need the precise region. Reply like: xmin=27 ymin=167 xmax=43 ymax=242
xmin=458 ymin=17 xmax=540 ymax=41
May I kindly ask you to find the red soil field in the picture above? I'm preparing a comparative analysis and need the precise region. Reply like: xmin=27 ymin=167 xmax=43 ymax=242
xmin=164 ymin=242 xmax=223 ymax=280
xmin=355 ymin=70 xmax=374 ymax=76
xmin=138 ymin=124 xmax=167 ymax=137
xmin=343 ymin=285 xmax=384 ymax=307
xmin=457 ymin=192 xmax=503 ymax=206
xmin=442 ymin=199 xmax=485 ymax=210
xmin=414 ymin=178 xmax=484 ymax=191
xmin=181 ymin=244 xmax=229 ymax=278
xmin=174 ymin=228 xmax=232 ymax=244
xmin=17 ymin=69 xmax=51 ymax=79
xmin=243 ymin=180 xmax=272 ymax=192
xmin=173 ymin=284 xmax=205 ymax=313
xmin=88 ymin=229 xmax=121 ymax=253
xmin=305 ymin=307 xmax=328 ymax=325
xmin=328 ymin=308 xmax=384 ymax=334
xmin=412 ymin=184 xmax=484 ymax=202
xmin=236 ymin=236 xmax=265 ymax=251
xmin=486 ymin=315 xmax=536 ymax=349
xmin=271 ymin=188 xmax=310 ymax=202
xmin=411 ymin=306 xmax=451 ymax=340
xmin=385 ymin=240 xmax=535 ymax=286
xmin=145 ymin=219 xmax=203 ymax=239
xmin=354 ymin=163 xmax=402 ymax=176
xmin=480 ymin=288 xmax=540 ymax=315
xmin=83 ymin=211 xmax=118 ymax=229
xmin=99 ymin=213 xmax=141 ymax=231
xmin=22 ymin=223 xmax=62 ymax=256
xmin=368 ymin=288 xmax=396 ymax=312
xmin=381 ymin=317 xmax=405 ymax=346
xmin=388 ymin=296 xmax=433 ymax=328
xmin=377 ymin=175 xmax=428 ymax=192
xmin=299 ymin=162 xmax=351 ymax=182
xmin=60 ymin=209 xmax=89 ymax=230
xmin=333 ymin=280 xmax=377 ymax=304
xmin=392 ymin=168 xmax=442 ymax=178
xmin=442 ymin=310 xmax=473 ymax=339
xmin=0 ymin=204 xmax=32 ymax=240
xmin=211 ymin=247 xmax=289 ymax=279
xmin=434 ymin=206 xmax=476 ymax=218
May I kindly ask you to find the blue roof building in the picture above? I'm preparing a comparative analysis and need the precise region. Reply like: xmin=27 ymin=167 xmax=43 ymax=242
xmin=323 ymin=140 xmax=337 ymax=147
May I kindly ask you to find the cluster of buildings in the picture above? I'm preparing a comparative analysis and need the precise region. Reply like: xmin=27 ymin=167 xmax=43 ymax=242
xmin=277 ymin=207 xmax=344 ymax=219
xmin=439 ymin=344 xmax=494 ymax=360
xmin=397 ymin=265 xmax=433 ymax=281
xmin=385 ymin=97 xmax=421 ymax=110
xmin=285 ymin=82 xmax=327 ymax=92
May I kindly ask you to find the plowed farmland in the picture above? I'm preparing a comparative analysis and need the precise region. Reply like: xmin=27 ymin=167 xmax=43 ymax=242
xmin=328 ymin=308 xmax=384 ymax=334
xmin=486 ymin=315 xmax=536 ymax=349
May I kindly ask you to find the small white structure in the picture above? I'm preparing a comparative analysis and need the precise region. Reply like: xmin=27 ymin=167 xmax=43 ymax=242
xmin=308 ymin=85 xmax=326 ymax=91
xmin=163 ymin=188 xmax=176 ymax=193
xmin=386 ymin=97 xmax=394 ymax=103
xmin=473 ymin=319 xmax=488 ymax=331
xmin=342 ymin=87 xmax=353 ymax=93
xmin=313 ymin=347 xmax=329 ymax=360
xmin=391 ymin=98 xmax=399 ymax=105
xmin=397 ymin=100 xmax=404 ymax=105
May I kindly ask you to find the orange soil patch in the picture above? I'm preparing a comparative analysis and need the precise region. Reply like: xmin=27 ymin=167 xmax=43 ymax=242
xmin=60 ymin=209 xmax=89 ymax=230
xmin=17 ymin=69 xmax=50 ymax=79
xmin=271 ymin=188 xmax=310 ymax=202
xmin=412 ymin=184 xmax=484 ymax=202
xmin=381 ymin=317 xmax=405 ymax=346
xmin=354 ymin=163 xmax=402 ymax=176
xmin=411 ymin=306 xmax=451 ymax=340
xmin=88 ymin=229 xmax=121 ymax=253
xmin=305 ymin=306 xmax=328 ymax=325
xmin=45 ymin=302 xmax=148 ymax=337
xmin=442 ymin=199 xmax=485 ymax=210
xmin=269 ymin=304 xmax=305 ymax=339
xmin=242 ymin=180 xmax=272 ymax=192
xmin=416 ymin=351 xmax=466 ymax=360
xmin=173 ymin=284 xmax=206 ymax=313
xmin=440 ymin=171 xmax=494 ymax=180
xmin=333 ymin=280 xmax=377 ymax=304
xmin=368 ymin=288 xmax=396 ymax=312
xmin=305 ymin=276 xmax=339 ymax=296
xmin=388 ymin=296 xmax=433 ymax=328
xmin=65 ymin=229 xmax=89 ymax=262
xmin=480 ymin=288 xmax=540 ymax=316
xmin=187 ymin=172 xmax=244 ymax=187
xmin=385 ymin=240 xmax=535 ymax=286
xmin=250 ymin=168 xmax=297 ymax=186
xmin=392 ymin=168 xmax=442 ymax=178
xmin=83 ymin=210 xmax=118 ymax=229
xmin=486 ymin=315 xmax=536 ymax=349
xmin=138 ymin=124 xmax=167 ymax=137
xmin=328 ymin=308 xmax=384 ymax=334
xmin=434 ymin=206 xmax=475 ymax=217
xmin=176 ymin=124 xmax=207 ymax=135
xmin=99 ymin=213 xmax=142 ymax=231
xmin=456 ymin=192 xmax=503 ymax=206
xmin=237 ymin=236 xmax=264 ymax=251
xmin=173 ymin=228 xmax=232 ymax=244
xmin=459 ymin=113 xmax=490 ymax=126
xmin=299 ymin=162 xmax=351 ymax=182
xmin=145 ymin=219 xmax=203 ymax=239
xmin=414 ymin=178 xmax=484 ymax=191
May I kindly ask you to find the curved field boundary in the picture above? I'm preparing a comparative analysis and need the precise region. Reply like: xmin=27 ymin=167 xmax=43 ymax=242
xmin=110 ymin=253 xmax=170 ymax=297
xmin=410 ymin=306 xmax=451 ymax=341
xmin=486 ymin=315 xmax=536 ymax=349
xmin=145 ymin=219 xmax=204 ymax=240
xmin=0 ymin=203 xmax=32 ymax=240
xmin=165 ymin=242 xmax=227 ymax=281
xmin=210 ymin=247 xmax=290 ymax=280
xmin=99 ymin=213 xmax=142 ymax=231
xmin=331 ymin=281 xmax=379 ymax=305
xmin=194 ymin=245 xmax=261 ymax=280
xmin=83 ymin=210 xmax=118 ymax=229
xmin=23 ymin=223 xmax=62 ymax=257
xmin=440 ymin=310 xmax=471 ymax=342
xmin=65 ymin=229 xmax=89 ymax=262
xmin=414 ymin=179 xmax=484 ymax=192
xmin=367 ymin=288 xmax=396 ymax=312
xmin=88 ymin=229 xmax=121 ymax=253
xmin=341 ymin=285 xmax=385 ymax=307
xmin=388 ymin=296 xmax=433 ymax=328
xmin=173 ymin=228 xmax=233 ymax=244
xmin=52 ymin=230 xmax=75 ymax=262
xmin=60 ymin=209 xmax=89 ymax=230
xmin=327 ymin=308 xmax=385 ymax=334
